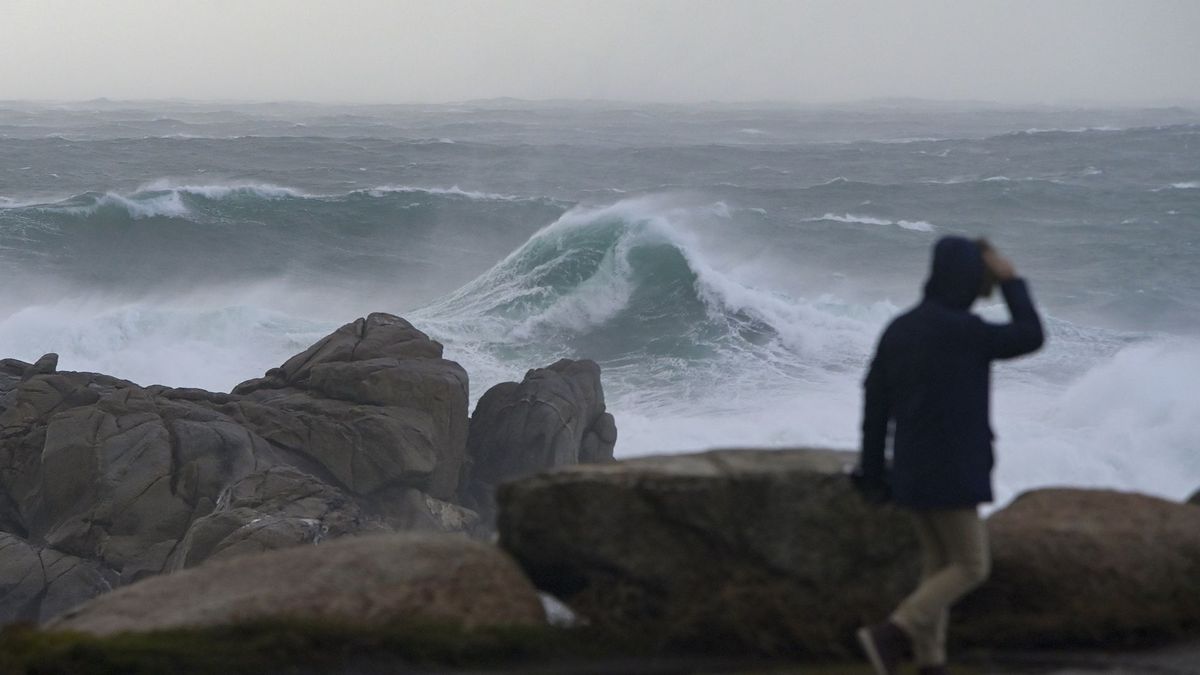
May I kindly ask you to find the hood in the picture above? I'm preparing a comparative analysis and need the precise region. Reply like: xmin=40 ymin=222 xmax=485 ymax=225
xmin=922 ymin=236 xmax=984 ymax=310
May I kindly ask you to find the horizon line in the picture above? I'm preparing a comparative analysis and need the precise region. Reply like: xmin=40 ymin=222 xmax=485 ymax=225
xmin=3 ymin=95 xmax=1200 ymax=110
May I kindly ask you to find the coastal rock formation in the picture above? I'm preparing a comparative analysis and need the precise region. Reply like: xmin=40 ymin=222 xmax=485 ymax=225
xmin=497 ymin=448 xmax=918 ymax=655
xmin=48 ymin=533 xmax=546 ymax=636
xmin=460 ymin=359 xmax=616 ymax=523
xmin=0 ymin=316 xmax=471 ymax=622
xmin=500 ymin=455 xmax=1200 ymax=655
xmin=956 ymin=488 xmax=1200 ymax=646
xmin=230 ymin=312 xmax=470 ymax=501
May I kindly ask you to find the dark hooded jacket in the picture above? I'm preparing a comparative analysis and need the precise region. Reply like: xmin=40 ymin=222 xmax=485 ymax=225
xmin=860 ymin=236 xmax=1044 ymax=509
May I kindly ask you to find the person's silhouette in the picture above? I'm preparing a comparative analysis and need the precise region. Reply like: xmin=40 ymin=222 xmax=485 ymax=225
xmin=856 ymin=237 xmax=1044 ymax=675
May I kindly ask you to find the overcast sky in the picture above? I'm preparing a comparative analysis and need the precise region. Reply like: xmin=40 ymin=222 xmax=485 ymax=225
xmin=2 ymin=0 xmax=1198 ymax=104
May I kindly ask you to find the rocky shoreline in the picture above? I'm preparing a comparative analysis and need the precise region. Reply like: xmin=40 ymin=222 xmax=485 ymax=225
xmin=1 ymin=313 xmax=1198 ymax=673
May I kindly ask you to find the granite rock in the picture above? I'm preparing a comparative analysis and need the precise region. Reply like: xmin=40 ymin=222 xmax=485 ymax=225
xmin=49 ymin=533 xmax=546 ymax=636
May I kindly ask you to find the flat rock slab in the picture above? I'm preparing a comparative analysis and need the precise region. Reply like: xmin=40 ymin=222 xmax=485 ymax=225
xmin=497 ymin=448 xmax=918 ymax=656
xmin=48 ymin=533 xmax=546 ymax=636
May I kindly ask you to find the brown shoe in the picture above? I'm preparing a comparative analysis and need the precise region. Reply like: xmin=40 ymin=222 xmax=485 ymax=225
xmin=918 ymin=666 xmax=949 ymax=675
xmin=855 ymin=621 xmax=909 ymax=675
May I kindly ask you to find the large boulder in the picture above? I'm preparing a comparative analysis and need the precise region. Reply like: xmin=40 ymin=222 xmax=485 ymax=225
xmin=232 ymin=313 xmax=469 ymax=501
xmin=461 ymin=359 xmax=616 ymax=523
xmin=497 ymin=448 xmax=917 ymax=656
xmin=956 ymin=488 xmax=1200 ymax=646
xmin=0 ymin=314 xmax=480 ymax=623
xmin=48 ymin=533 xmax=546 ymax=636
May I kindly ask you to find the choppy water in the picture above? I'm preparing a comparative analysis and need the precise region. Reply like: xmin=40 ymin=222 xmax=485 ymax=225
xmin=2 ymin=99 xmax=1198 ymax=506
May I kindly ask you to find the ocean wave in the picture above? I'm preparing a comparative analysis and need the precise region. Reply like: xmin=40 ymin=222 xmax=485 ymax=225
xmin=40 ymin=191 xmax=193 ymax=219
xmin=1 ymin=181 xmax=549 ymax=222
xmin=807 ymin=213 xmax=935 ymax=232
xmin=138 ymin=179 xmax=311 ymax=200
xmin=415 ymin=197 xmax=896 ymax=372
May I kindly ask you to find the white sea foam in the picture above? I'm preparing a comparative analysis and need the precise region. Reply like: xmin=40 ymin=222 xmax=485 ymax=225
xmin=139 ymin=179 xmax=310 ymax=200
xmin=992 ymin=338 xmax=1200 ymax=505
xmin=811 ymin=213 xmax=935 ymax=232
xmin=361 ymin=184 xmax=533 ymax=201
xmin=1014 ymin=126 xmax=1124 ymax=135
xmin=0 ymin=297 xmax=329 ymax=392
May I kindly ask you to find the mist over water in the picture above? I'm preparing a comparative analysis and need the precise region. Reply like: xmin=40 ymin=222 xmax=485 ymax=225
xmin=2 ymin=100 xmax=1199 ymax=507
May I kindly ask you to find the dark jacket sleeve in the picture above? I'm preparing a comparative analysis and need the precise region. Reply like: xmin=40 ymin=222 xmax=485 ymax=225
xmin=860 ymin=339 xmax=890 ymax=481
xmin=982 ymin=278 xmax=1045 ymax=360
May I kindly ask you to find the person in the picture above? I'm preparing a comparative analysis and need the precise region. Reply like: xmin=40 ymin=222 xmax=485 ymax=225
xmin=854 ymin=236 xmax=1044 ymax=675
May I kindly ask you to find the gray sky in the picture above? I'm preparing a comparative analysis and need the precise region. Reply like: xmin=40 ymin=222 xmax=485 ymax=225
xmin=2 ymin=0 xmax=1198 ymax=104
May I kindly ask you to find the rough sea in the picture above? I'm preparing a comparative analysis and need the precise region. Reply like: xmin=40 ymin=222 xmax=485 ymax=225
xmin=2 ymin=99 xmax=1197 ymax=507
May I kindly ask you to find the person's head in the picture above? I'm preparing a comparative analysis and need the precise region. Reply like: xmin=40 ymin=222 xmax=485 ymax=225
xmin=922 ymin=236 xmax=987 ymax=309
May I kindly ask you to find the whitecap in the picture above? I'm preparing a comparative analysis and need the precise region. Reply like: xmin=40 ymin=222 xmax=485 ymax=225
xmin=138 ymin=179 xmax=309 ymax=200
xmin=808 ymin=213 xmax=935 ymax=232
xmin=362 ymin=184 xmax=534 ymax=202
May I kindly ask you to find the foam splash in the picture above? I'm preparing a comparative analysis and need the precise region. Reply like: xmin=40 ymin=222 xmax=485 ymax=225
xmin=993 ymin=338 xmax=1200 ymax=504
xmin=0 ymin=297 xmax=329 ymax=392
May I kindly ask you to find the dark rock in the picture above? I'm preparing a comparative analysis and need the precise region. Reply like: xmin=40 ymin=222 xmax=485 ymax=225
xmin=21 ymin=353 xmax=58 ymax=381
xmin=0 ymin=358 xmax=32 ymax=375
xmin=0 ymin=313 xmax=487 ymax=623
xmin=462 ymin=359 xmax=616 ymax=523
xmin=48 ymin=533 xmax=546 ymax=636
xmin=497 ymin=448 xmax=917 ymax=656
xmin=0 ymin=532 xmax=117 ymax=623
xmin=957 ymin=488 xmax=1200 ymax=647
xmin=231 ymin=313 xmax=442 ymax=395
xmin=1188 ymin=489 xmax=1199 ymax=506
xmin=167 ymin=466 xmax=372 ymax=569
xmin=233 ymin=313 xmax=469 ymax=501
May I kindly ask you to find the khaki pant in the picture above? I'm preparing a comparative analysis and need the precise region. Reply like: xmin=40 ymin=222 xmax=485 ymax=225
xmin=890 ymin=508 xmax=990 ymax=666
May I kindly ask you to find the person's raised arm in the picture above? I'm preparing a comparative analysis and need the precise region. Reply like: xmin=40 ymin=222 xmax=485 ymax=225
xmin=980 ymin=245 xmax=1044 ymax=360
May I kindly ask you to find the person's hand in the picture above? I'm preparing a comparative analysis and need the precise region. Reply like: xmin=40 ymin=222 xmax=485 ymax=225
xmin=981 ymin=244 xmax=1017 ymax=282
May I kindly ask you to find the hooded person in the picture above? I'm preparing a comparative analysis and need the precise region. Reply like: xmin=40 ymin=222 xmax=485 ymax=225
xmin=855 ymin=236 xmax=1044 ymax=675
